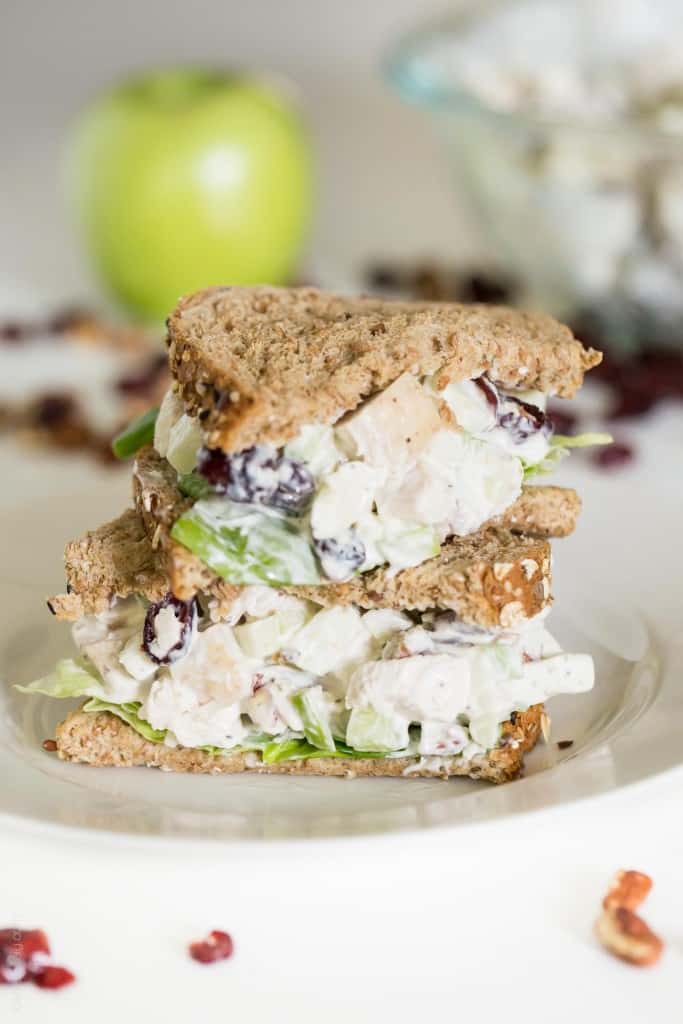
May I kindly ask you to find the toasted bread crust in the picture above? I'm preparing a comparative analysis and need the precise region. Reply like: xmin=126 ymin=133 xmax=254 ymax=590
xmin=167 ymin=286 xmax=601 ymax=451
xmin=50 ymin=504 xmax=551 ymax=629
xmin=54 ymin=704 xmax=543 ymax=783
xmin=49 ymin=509 xmax=168 ymax=620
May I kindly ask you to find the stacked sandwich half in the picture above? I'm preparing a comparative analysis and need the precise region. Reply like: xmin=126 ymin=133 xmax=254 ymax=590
xmin=21 ymin=287 xmax=608 ymax=782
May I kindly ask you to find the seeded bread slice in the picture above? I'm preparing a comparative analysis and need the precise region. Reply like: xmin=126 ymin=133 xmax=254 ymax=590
xmin=54 ymin=703 xmax=543 ymax=784
xmin=167 ymin=286 xmax=601 ymax=451
xmin=48 ymin=508 xmax=168 ymax=621
xmin=50 ymin=499 xmax=551 ymax=629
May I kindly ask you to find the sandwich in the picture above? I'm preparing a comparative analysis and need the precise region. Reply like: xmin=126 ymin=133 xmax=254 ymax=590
xmin=132 ymin=286 xmax=605 ymax=594
xmin=19 ymin=286 xmax=606 ymax=782
xmin=28 ymin=510 xmax=592 ymax=782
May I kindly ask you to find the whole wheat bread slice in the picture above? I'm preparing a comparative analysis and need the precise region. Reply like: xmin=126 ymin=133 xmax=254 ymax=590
xmin=48 ymin=508 xmax=168 ymax=620
xmin=54 ymin=703 xmax=543 ymax=783
xmin=167 ymin=286 xmax=601 ymax=451
xmin=49 ymin=503 xmax=551 ymax=629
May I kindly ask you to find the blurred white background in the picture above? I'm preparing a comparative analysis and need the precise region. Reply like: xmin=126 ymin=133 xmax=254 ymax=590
xmin=1 ymin=0 xmax=475 ymax=299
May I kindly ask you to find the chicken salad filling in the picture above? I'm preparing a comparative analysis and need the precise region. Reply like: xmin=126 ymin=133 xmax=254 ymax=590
xmin=142 ymin=372 xmax=609 ymax=587
xmin=20 ymin=587 xmax=594 ymax=762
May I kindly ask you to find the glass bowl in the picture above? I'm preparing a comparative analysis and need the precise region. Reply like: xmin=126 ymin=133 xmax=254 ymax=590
xmin=387 ymin=0 xmax=683 ymax=348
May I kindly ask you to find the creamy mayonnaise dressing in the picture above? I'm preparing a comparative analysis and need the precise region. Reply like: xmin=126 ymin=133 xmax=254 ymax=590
xmin=154 ymin=370 xmax=552 ymax=583
xmin=70 ymin=589 xmax=593 ymax=756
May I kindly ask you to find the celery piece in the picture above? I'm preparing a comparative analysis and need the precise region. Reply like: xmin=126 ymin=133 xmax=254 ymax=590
xmin=112 ymin=407 xmax=159 ymax=459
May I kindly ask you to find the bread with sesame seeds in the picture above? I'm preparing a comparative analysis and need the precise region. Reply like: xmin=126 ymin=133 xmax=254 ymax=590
xmin=49 ymin=502 xmax=552 ymax=629
xmin=54 ymin=703 xmax=543 ymax=783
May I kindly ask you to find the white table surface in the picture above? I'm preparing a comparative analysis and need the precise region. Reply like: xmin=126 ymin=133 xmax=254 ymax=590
xmin=1 ymin=380 xmax=682 ymax=1023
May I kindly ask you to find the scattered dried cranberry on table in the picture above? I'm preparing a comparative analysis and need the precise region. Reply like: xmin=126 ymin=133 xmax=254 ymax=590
xmin=188 ymin=930 xmax=234 ymax=965
xmin=365 ymin=262 xmax=518 ymax=304
xmin=0 ymin=928 xmax=75 ymax=988
xmin=0 ymin=308 xmax=167 ymax=464
xmin=592 ymin=442 xmax=634 ymax=470
xmin=547 ymin=405 xmax=578 ymax=436
xmin=115 ymin=352 xmax=168 ymax=398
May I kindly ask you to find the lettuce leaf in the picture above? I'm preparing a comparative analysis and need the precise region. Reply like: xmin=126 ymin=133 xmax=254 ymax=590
xmin=171 ymin=498 xmax=321 ymax=585
xmin=19 ymin=671 xmax=395 ymax=763
xmin=523 ymin=432 xmax=612 ymax=480
xmin=82 ymin=698 xmax=167 ymax=743
xmin=15 ymin=658 xmax=103 ymax=699
xmin=552 ymin=432 xmax=614 ymax=449
xmin=262 ymin=737 xmax=385 ymax=763
xmin=178 ymin=471 xmax=212 ymax=501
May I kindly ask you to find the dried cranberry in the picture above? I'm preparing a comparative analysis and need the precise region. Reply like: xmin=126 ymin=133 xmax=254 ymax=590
xmin=32 ymin=393 xmax=76 ymax=429
xmin=459 ymin=272 xmax=516 ymax=305
xmin=314 ymin=532 xmax=365 ymax=580
xmin=143 ymin=594 xmax=197 ymax=664
xmin=365 ymin=264 xmax=405 ymax=292
xmin=608 ymin=386 xmax=656 ymax=420
xmin=0 ymin=322 xmax=29 ymax=344
xmin=197 ymin=445 xmax=315 ymax=515
xmin=474 ymin=375 xmax=500 ymax=413
xmin=115 ymin=353 xmax=167 ymax=396
xmin=0 ymin=929 xmax=52 ymax=985
xmin=499 ymin=396 xmax=550 ymax=441
xmin=412 ymin=264 xmax=454 ymax=301
xmin=33 ymin=966 xmax=75 ymax=990
xmin=189 ymin=930 xmax=234 ymax=964
xmin=47 ymin=308 xmax=90 ymax=334
xmin=592 ymin=442 xmax=634 ymax=469
xmin=547 ymin=404 xmax=578 ymax=435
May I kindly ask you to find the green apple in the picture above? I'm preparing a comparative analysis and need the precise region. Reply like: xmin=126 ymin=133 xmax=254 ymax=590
xmin=66 ymin=68 xmax=312 ymax=321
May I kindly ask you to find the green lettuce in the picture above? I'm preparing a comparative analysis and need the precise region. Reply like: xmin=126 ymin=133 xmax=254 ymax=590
xmin=523 ymin=432 xmax=612 ymax=480
xmin=171 ymin=498 xmax=321 ymax=586
xmin=178 ymin=471 xmax=213 ymax=501
xmin=82 ymin=698 xmax=167 ymax=742
xmin=261 ymin=737 xmax=385 ymax=763
xmin=18 ymin=664 xmax=401 ymax=762
xmin=15 ymin=658 xmax=103 ymax=699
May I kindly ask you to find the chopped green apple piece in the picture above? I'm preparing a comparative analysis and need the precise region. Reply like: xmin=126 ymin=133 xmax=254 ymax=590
xmin=234 ymin=602 xmax=311 ymax=658
xmin=170 ymin=498 xmax=321 ymax=585
xmin=291 ymin=685 xmax=336 ymax=752
xmin=112 ymin=407 xmax=159 ymax=459
xmin=346 ymin=706 xmax=410 ymax=753
xmin=374 ymin=521 xmax=439 ymax=571
xmin=468 ymin=715 xmax=502 ymax=750
xmin=166 ymin=414 xmax=203 ymax=474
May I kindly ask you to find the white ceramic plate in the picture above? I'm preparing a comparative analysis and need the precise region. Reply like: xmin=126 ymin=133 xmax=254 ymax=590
xmin=0 ymin=492 xmax=680 ymax=844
